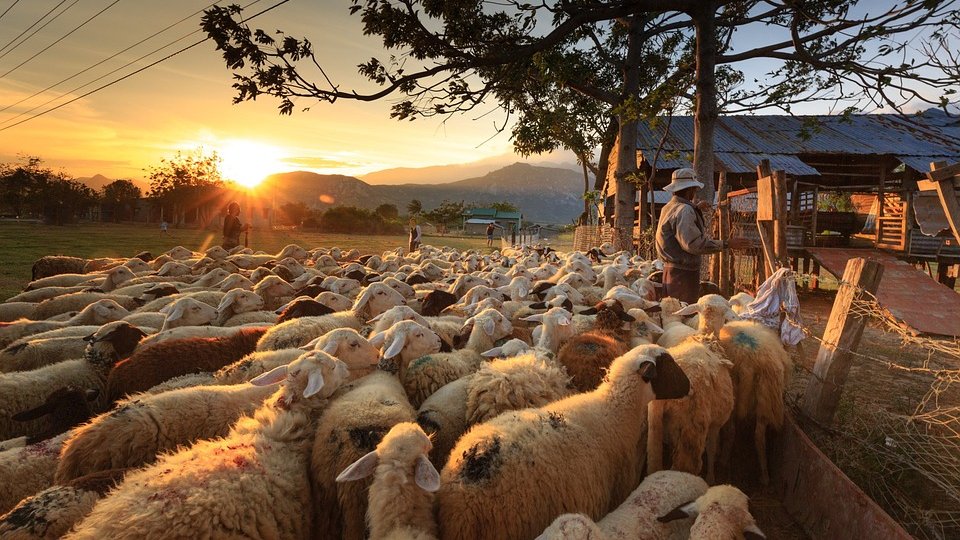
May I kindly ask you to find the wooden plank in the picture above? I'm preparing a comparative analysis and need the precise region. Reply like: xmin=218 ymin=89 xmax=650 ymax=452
xmin=774 ymin=170 xmax=789 ymax=263
xmin=718 ymin=173 xmax=731 ymax=295
xmin=757 ymin=221 xmax=777 ymax=277
xmin=757 ymin=175 xmax=775 ymax=221
xmin=801 ymin=258 xmax=884 ymax=425
xmin=927 ymin=162 xmax=960 ymax=246
xmin=926 ymin=161 xmax=960 ymax=182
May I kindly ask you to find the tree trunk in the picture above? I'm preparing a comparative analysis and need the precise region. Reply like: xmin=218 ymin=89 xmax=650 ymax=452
xmin=612 ymin=15 xmax=644 ymax=252
xmin=692 ymin=2 xmax=718 ymax=206
xmin=581 ymin=158 xmax=590 ymax=219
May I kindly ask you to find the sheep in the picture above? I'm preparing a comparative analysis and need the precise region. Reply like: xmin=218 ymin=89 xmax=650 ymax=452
xmin=0 ymin=303 xmax=38 ymax=323
xmin=65 ymin=351 xmax=351 ymax=539
xmin=29 ymin=293 xmax=138 ymax=321
xmin=214 ymin=273 xmax=255 ymax=291
xmin=30 ymin=256 xmax=88 ymax=281
xmin=0 ymin=299 xmax=132 ymax=348
xmin=626 ymin=308 xmax=665 ymax=347
xmin=256 ymin=282 xmax=406 ymax=351
xmin=522 ymin=307 xmax=575 ymax=354
xmin=105 ymin=326 xmax=268 ymax=403
xmin=729 ymin=292 xmax=755 ymax=314
xmin=24 ymin=274 xmax=96 ymax=292
xmin=657 ymin=484 xmax=766 ymax=539
xmin=316 ymin=291 xmax=355 ymax=312
xmin=310 ymin=367 xmax=417 ymax=540
xmin=215 ymin=288 xmax=269 ymax=326
xmin=536 ymin=470 xmax=708 ymax=540
xmin=7 ymin=286 xmax=88 ymax=304
xmin=133 ymin=289 xmax=224 ymax=314
xmin=555 ymin=306 xmax=634 ymax=392
xmin=655 ymin=297 xmax=697 ymax=348
xmin=4 ymin=387 xmax=100 ymax=448
xmin=464 ymin=349 xmax=572 ymax=425
xmin=415 ymin=376 xmax=473 ymax=469
xmin=0 ymin=337 xmax=90 ymax=373
xmin=336 ymin=422 xmax=440 ymax=540
xmin=135 ymin=324 xmax=249 ymax=350
xmin=646 ymin=340 xmax=734 ymax=484
xmin=420 ymin=290 xmax=458 ymax=317
xmin=0 ymin=322 xmax=146 ymax=441
xmin=274 ymin=297 xmax=336 ymax=323
xmin=0 ymin=468 xmax=127 ymax=540
xmin=400 ymin=308 xmax=512 ymax=408
xmin=253 ymin=275 xmax=297 ymax=311
xmin=0 ymin=433 xmax=73 ymax=516
xmin=369 ymin=320 xmax=443 ymax=384
xmin=436 ymin=344 xmax=691 ymax=540
xmin=55 ymin=382 xmax=277 ymax=482
xmin=157 ymin=296 xmax=218 ymax=332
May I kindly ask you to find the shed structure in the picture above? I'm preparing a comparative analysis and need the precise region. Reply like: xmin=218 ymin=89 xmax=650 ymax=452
xmin=461 ymin=208 xmax=523 ymax=235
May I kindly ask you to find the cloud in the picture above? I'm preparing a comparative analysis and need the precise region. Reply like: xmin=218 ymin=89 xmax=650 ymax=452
xmin=282 ymin=156 xmax=361 ymax=169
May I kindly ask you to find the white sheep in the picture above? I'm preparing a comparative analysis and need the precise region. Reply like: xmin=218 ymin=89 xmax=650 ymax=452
xmin=216 ymin=288 xmax=276 ymax=326
xmin=436 ymin=344 xmax=691 ymax=540
xmin=0 ymin=336 xmax=89 ymax=373
xmin=155 ymin=296 xmax=218 ymax=332
xmin=336 ymin=422 xmax=440 ymax=540
xmin=256 ymin=282 xmax=406 ymax=351
xmin=655 ymin=297 xmax=697 ymax=348
xmin=0 ymin=433 xmax=72 ymax=516
xmin=64 ymin=352 xmax=351 ymax=539
xmin=369 ymin=320 xmax=442 ymax=381
xmin=729 ymin=292 xmax=755 ymax=314
xmin=0 ymin=322 xmax=146 ymax=441
xmin=657 ymin=484 xmax=766 ymax=539
xmin=0 ymin=299 xmax=131 ymax=348
xmin=253 ymin=275 xmax=297 ymax=311
xmin=0 ymin=302 xmax=38 ymax=324
xmin=536 ymin=470 xmax=708 ymax=540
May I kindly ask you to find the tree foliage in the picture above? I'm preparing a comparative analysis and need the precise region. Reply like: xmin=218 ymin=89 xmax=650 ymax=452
xmin=101 ymin=179 xmax=142 ymax=222
xmin=147 ymin=148 xmax=224 ymax=227
xmin=489 ymin=201 xmax=519 ymax=213
xmin=279 ymin=201 xmax=311 ymax=226
xmin=406 ymin=199 xmax=423 ymax=216
xmin=0 ymin=156 xmax=99 ymax=224
xmin=423 ymin=200 xmax=466 ymax=229
xmin=375 ymin=203 xmax=399 ymax=220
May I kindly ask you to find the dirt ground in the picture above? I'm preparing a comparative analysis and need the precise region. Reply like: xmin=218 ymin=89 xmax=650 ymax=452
xmin=781 ymin=289 xmax=959 ymax=539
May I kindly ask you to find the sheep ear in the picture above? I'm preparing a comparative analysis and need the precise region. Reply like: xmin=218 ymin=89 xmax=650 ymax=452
xmin=368 ymin=332 xmax=387 ymax=348
xmin=657 ymin=500 xmax=698 ymax=523
xmin=367 ymin=312 xmax=384 ymax=323
xmin=644 ymin=304 xmax=662 ymax=314
xmin=165 ymin=304 xmax=186 ymax=322
xmin=459 ymin=318 xmax=475 ymax=334
xmin=353 ymin=287 xmax=374 ymax=312
xmin=382 ymin=333 xmax=407 ymax=359
xmin=415 ymin=454 xmax=441 ymax=492
xmin=250 ymin=365 xmax=288 ymax=386
xmin=520 ymin=314 xmax=544 ymax=323
xmin=558 ymin=316 xmax=571 ymax=326
xmin=481 ymin=346 xmax=503 ymax=358
xmin=482 ymin=318 xmax=496 ymax=336
xmin=725 ymin=308 xmax=740 ymax=321
xmin=578 ymin=307 xmax=598 ymax=315
xmin=743 ymin=523 xmax=767 ymax=539
xmin=673 ymin=304 xmax=700 ymax=317
xmin=12 ymin=402 xmax=53 ymax=422
xmin=644 ymin=321 xmax=665 ymax=334
xmin=527 ymin=302 xmax=547 ymax=310
xmin=321 ymin=340 xmax=339 ymax=355
xmin=303 ymin=369 xmax=326 ymax=398
xmin=336 ymin=450 xmax=380 ymax=483
xmin=618 ymin=311 xmax=636 ymax=322
xmin=217 ymin=294 xmax=236 ymax=313
xmin=300 ymin=336 xmax=322 ymax=351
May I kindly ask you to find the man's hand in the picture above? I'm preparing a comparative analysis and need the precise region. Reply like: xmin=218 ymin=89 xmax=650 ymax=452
xmin=726 ymin=237 xmax=751 ymax=250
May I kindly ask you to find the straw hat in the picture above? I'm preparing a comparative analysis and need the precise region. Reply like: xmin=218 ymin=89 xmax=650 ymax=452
xmin=663 ymin=168 xmax=704 ymax=193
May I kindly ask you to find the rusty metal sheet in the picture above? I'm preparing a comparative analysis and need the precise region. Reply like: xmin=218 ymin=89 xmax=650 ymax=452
xmin=914 ymin=192 xmax=951 ymax=236
xmin=807 ymin=247 xmax=960 ymax=337
xmin=772 ymin=415 xmax=913 ymax=540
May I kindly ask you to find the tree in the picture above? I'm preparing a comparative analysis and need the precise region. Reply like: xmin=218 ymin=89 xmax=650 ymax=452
xmin=101 ymin=180 xmax=142 ymax=222
xmin=279 ymin=201 xmax=310 ymax=226
xmin=147 ymin=148 xmax=224 ymax=227
xmin=423 ymin=200 xmax=466 ymax=231
xmin=406 ymin=199 xmax=422 ymax=216
xmin=375 ymin=203 xmax=399 ymax=220
xmin=489 ymin=201 xmax=519 ymax=213
xmin=0 ymin=155 xmax=45 ymax=218
xmin=34 ymin=174 xmax=99 ymax=225
xmin=202 ymin=1 xmax=960 ymax=250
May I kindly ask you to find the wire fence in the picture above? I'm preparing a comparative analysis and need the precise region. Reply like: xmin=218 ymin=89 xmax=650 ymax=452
xmin=776 ymin=273 xmax=960 ymax=539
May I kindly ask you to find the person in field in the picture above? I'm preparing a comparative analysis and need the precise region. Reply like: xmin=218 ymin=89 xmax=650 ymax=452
xmin=223 ymin=202 xmax=249 ymax=250
xmin=409 ymin=218 xmax=422 ymax=253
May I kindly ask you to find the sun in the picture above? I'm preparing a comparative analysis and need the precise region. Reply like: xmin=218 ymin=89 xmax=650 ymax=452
xmin=218 ymin=140 xmax=286 ymax=189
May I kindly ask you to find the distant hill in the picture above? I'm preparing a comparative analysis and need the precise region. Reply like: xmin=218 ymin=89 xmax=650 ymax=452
xmin=359 ymin=155 xmax=580 ymax=185
xmin=262 ymin=162 xmax=586 ymax=224
xmin=76 ymin=174 xmax=150 ymax=192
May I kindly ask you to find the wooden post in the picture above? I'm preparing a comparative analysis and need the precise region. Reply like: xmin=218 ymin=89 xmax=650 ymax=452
xmin=919 ymin=161 xmax=960 ymax=246
xmin=801 ymin=258 xmax=884 ymax=425
xmin=774 ymin=170 xmax=789 ymax=263
xmin=718 ymin=172 xmax=731 ymax=296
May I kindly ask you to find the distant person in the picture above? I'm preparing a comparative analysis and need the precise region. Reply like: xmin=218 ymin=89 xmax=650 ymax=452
xmin=409 ymin=218 xmax=422 ymax=253
xmin=486 ymin=222 xmax=496 ymax=247
xmin=510 ymin=224 xmax=517 ymax=246
xmin=160 ymin=220 xmax=168 ymax=234
xmin=223 ymin=202 xmax=249 ymax=250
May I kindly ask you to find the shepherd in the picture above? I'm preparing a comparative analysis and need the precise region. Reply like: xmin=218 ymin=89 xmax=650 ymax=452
xmin=655 ymin=168 xmax=746 ymax=303
xmin=409 ymin=217 xmax=422 ymax=253
xmin=223 ymin=201 xmax=250 ymax=250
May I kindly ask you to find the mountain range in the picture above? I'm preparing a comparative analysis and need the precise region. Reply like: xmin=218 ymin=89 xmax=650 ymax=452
xmin=260 ymin=162 xmax=587 ymax=224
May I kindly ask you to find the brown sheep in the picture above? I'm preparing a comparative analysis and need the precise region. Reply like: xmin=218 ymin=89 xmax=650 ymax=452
xmin=105 ymin=326 xmax=269 ymax=403
xmin=555 ymin=303 xmax=635 ymax=392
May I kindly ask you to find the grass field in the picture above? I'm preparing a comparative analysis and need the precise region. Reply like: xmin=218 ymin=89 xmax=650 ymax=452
xmin=0 ymin=221 xmax=571 ymax=299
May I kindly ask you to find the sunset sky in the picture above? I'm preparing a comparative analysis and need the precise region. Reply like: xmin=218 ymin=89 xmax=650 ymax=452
xmin=0 ymin=1 xmax=951 ymax=187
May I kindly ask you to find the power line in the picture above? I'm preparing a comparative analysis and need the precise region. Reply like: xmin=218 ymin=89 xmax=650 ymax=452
xmin=0 ymin=1 xmax=222 ymax=114
xmin=0 ymin=0 xmax=23 ymax=24
xmin=0 ymin=0 xmax=72 ymax=58
xmin=1 ymin=0 xmax=123 ymax=79
xmin=0 ymin=0 xmax=293 ymax=132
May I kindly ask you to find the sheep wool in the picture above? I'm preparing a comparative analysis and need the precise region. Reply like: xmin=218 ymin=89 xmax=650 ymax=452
xmin=658 ymin=484 xmax=766 ymax=540
xmin=64 ymin=352 xmax=351 ymax=540
xmin=416 ymin=376 xmax=472 ymax=469
xmin=437 ymin=345 xmax=691 ymax=540
xmin=0 ymin=433 xmax=71 ymax=516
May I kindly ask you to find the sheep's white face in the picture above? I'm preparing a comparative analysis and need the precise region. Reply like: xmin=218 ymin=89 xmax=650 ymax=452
xmin=330 ymin=278 xmax=361 ymax=297
xmin=205 ymin=246 xmax=229 ymax=260
xmin=217 ymin=274 xmax=254 ymax=292
xmin=158 ymin=262 xmax=190 ymax=277
xmin=278 ymin=257 xmax=305 ymax=278
xmin=199 ymin=269 xmax=231 ymax=286
xmin=287 ymin=352 xmax=350 ymax=399
xmin=373 ymin=321 xmax=441 ymax=361
xmin=249 ymin=268 xmax=275 ymax=283
xmin=314 ymin=255 xmax=338 ymax=268
xmin=309 ymin=330 xmax=380 ymax=373
xmin=532 ymin=265 xmax=556 ymax=281
xmin=89 ymin=300 xmax=130 ymax=323
xmin=371 ymin=305 xmax=429 ymax=330
xmin=221 ymin=290 xmax=264 ymax=315
xmin=383 ymin=278 xmax=416 ymax=299
xmin=122 ymin=259 xmax=151 ymax=274
xmin=546 ymin=284 xmax=584 ymax=306
xmin=316 ymin=292 xmax=353 ymax=313
xmin=166 ymin=246 xmax=194 ymax=260
xmin=470 ymin=308 xmax=513 ymax=341
xmin=357 ymin=284 xmax=406 ymax=318
xmin=160 ymin=298 xmax=217 ymax=329
xmin=675 ymin=294 xmax=737 ymax=335
xmin=256 ymin=277 xmax=297 ymax=301
xmin=279 ymin=244 xmax=309 ymax=261
xmin=558 ymin=273 xmax=587 ymax=290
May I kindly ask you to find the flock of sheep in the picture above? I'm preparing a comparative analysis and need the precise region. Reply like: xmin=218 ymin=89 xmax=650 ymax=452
xmin=0 ymin=240 xmax=791 ymax=539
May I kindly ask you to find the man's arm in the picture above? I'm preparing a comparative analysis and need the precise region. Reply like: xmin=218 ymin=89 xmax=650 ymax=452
xmin=675 ymin=206 xmax=722 ymax=255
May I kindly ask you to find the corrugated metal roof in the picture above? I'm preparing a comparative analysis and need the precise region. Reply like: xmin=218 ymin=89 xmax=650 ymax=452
xmin=637 ymin=114 xmax=960 ymax=175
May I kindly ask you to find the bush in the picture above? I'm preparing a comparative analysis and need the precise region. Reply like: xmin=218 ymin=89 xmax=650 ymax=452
xmin=319 ymin=206 xmax=404 ymax=235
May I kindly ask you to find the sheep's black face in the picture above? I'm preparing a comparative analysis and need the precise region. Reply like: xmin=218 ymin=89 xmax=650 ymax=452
xmin=647 ymin=352 xmax=690 ymax=400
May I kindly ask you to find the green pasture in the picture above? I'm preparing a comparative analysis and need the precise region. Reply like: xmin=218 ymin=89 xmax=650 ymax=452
xmin=0 ymin=221 xmax=571 ymax=299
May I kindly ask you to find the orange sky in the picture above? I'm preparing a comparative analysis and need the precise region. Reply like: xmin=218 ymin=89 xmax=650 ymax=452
xmin=0 ymin=1 xmax=524 ymax=185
